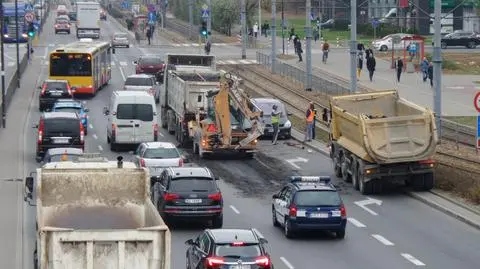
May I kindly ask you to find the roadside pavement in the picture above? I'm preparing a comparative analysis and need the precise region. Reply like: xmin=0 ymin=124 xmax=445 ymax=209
xmin=290 ymin=126 xmax=480 ymax=231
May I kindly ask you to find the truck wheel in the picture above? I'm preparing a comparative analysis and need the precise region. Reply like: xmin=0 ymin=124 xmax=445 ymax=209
xmin=359 ymin=176 xmax=373 ymax=195
xmin=412 ymin=175 xmax=425 ymax=191
xmin=422 ymin=173 xmax=435 ymax=191
xmin=333 ymin=153 xmax=342 ymax=178
xmin=372 ymin=179 xmax=383 ymax=194
xmin=352 ymin=162 xmax=360 ymax=190
xmin=341 ymin=155 xmax=352 ymax=183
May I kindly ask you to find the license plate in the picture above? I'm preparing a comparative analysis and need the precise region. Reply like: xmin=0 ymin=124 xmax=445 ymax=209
xmin=50 ymin=91 xmax=62 ymax=96
xmin=265 ymin=128 xmax=273 ymax=133
xmin=53 ymin=138 xmax=69 ymax=144
xmin=229 ymin=265 xmax=250 ymax=269
xmin=185 ymin=199 xmax=202 ymax=204
xmin=310 ymin=212 xmax=329 ymax=218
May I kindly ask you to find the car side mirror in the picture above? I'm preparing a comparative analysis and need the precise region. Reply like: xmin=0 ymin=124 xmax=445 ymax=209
xmin=32 ymin=123 xmax=38 ymax=129
xmin=25 ymin=176 xmax=34 ymax=193
xmin=272 ymin=194 xmax=279 ymax=199
xmin=185 ymin=239 xmax=195 ymax=245
xmin=84 ymin=108 xmax=89 ymax=112
xmin=103 ymin=107 xmax=109 ymax=115
xmin=133 ymin=61 xmax=138 ymax=65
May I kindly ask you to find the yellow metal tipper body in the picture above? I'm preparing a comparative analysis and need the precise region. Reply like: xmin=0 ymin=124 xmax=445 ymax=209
xmin=329 ymin=90 xmax=438 ymax=195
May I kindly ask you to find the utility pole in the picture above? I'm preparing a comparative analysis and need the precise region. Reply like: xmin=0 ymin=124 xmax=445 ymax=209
xmin=188 ymin=0 xmax=193 ymax=40
xmin=15 ymin=0 xmax=20 ymax=88
xmin=258 ymin=0 xmax=261 ymax=27
xmin=349 ymin=0 xmax=357 ymax=93
xmin=241 ymin=0 xmax=247 ymax=59
xmin=305 ymin=0 xmax=312 ymax=91
xmin=271 ymin=0 xmax=276 ymax=73
xmin=433 ymin=0 xmax=442 ymax=139
xmin=1 ymin=0 xmax=6 ymax=127
xmin=207 ymin=0 xmax=211 ymax=40
xmin=281 ymin=0 xmax=285 ymax=54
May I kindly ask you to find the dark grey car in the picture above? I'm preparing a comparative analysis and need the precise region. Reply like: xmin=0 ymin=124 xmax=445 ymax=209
xmin=251 ymin=98 xmax=292 ymax=139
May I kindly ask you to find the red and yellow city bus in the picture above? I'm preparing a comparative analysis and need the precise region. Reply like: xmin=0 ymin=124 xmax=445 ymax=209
xmin=49 ymin=39 xmax=113 ymax=96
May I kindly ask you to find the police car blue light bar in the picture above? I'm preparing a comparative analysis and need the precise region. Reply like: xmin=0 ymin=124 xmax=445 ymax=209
xmin=289 ymin=176 xmax=331 ymax=184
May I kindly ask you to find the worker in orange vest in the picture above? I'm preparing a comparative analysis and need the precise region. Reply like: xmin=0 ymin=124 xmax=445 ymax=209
xmin=305 ymin=102 xmax=315 ymax=142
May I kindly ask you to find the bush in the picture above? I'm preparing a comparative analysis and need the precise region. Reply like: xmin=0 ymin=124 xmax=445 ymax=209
xmin=424 ymin=53 xmax=459 ymax=70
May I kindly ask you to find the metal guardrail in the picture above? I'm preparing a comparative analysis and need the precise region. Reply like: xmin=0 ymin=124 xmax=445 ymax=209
xmin=255 ymin=51 xmax=478 ymax=148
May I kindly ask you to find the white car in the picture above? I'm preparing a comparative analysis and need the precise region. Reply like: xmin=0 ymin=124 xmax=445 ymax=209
xmin=371 ymin=33 xmax=409 ymax=51
xmin=123 ymin=74 xmax=161 ymax=104
xmin=134 ymin=142 xmax=188 ymax=176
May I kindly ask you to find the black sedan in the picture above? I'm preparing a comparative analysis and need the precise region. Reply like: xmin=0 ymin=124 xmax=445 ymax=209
xmin=440 ymin=32 xmax=480 ymax=49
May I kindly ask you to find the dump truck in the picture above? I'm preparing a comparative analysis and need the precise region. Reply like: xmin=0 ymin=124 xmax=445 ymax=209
xmin=329 ymin=90 xmax=438 ymax=195
xmin=23 ymin=155 xmax=171 ymax=269
xmin=160 ymin=54 xmax=220 ymax=147
xmin=190 ymin=73 xmax=264 ymax=158
xmin=76 ymin=1 xmax=101 ymax=38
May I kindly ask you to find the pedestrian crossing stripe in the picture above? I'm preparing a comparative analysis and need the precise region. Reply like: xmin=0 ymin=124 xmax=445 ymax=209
xmin=216 ymin=59 xmax=258 ymax=65
xmin=6 ymin=44 xmax=28 ymax=48
xmin=172 ymin=43 xmax=234 ymax=47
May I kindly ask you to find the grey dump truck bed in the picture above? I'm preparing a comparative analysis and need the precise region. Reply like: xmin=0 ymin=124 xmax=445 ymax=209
xmin=329 ymin=91 xmax=438 ymax=194
xmin=27 ymin=159 xmax=171 ymax=269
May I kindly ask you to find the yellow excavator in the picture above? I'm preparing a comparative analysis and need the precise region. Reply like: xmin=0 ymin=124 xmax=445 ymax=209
xmin=191 ymin=72 xmax=264 ymax=158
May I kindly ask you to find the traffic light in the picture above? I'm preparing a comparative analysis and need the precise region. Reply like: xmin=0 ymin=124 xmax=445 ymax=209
xmin=200 ymin=21 xmax=207 ymax=37
xmin=27 ymin=22 xmax=35 ymax=37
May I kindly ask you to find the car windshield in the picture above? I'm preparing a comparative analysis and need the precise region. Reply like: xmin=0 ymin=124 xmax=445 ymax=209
xmin=116 ymin=104 xmax=154 ymax=121
xmin=144 ymin=148 xmax=180 ymax=159
xmin=50 ymin=53 xmax=92 ymax=76
xmin=294 ymin=190 xmax=342 ymax=207
xmin=56 ymin=19 xmax=69 ymax=24
xmin=115 ymin=34 xmax=128 ymax=39
xmin=125 ymin=77 xmax=153 ymax=86
xmin=54 ymin=107 xmax=81 ymax=114
xmin=255 ymin=101 xmax=286 ymax=116
xmin=44 ymin=118 xmax=79 ymax=136
xmin=139 ymin=57 xmax=162 ymax=65
xmin=169 ymin=178 xmax=216 ymax=192
xmin=49 ymin=154 xmax=81 ymax=162
xmin=215 ymin=244 xmax=261 ymax=257
xmin=46 ymin=82 xmax=67 ymax=91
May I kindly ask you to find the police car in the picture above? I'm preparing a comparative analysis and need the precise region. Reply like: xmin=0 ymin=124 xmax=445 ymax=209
xmin=271 ymin=176 xmax=347 ymax=239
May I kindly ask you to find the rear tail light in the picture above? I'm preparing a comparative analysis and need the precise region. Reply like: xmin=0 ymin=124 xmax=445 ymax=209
xmin=231 ymin=242 xmax=244 ymax=246
xmin=153 ymin=123 xmax=158 ymax=140
xmin=289 ymin=205 xmax=297 ymax=217
xmin=80 ymin=123 xmax=84 ymax=144
xmin=149 ymin=88 xmax=155 ymax=95
xmin=67 ymin=85 xmax=73 ymax=96
xmin=255 ymin=256 xmax=271 ymax=267
xmin=178 ymin=158 xmax=183 ymax=167
xmin=163 ymin=193 xmax=180 ymax=201
xmin=111 ymin=123 xmax=116 ymax=138
xmin=208 ymin=192 xmax=222 ymax=201
xmin=205 ymin=257 xmax=224 ymax=267
xmin=40 ymin=84 xmax=46 ymax=96
xmin=37 ymin=130 xmax=43 ymax=144
xmin=419 ymin=159 xmax=435 ymax=168
xmin=340 ymin=204 xmax=347 ymax=218
xmin=139 ymin=158 xmax=145 ymax=167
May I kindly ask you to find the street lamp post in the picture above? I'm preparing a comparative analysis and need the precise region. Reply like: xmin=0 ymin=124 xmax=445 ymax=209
xmin=281 ymin=0 xmax=284 ymax=54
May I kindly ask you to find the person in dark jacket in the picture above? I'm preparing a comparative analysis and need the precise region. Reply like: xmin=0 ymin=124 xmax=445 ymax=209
xmin=296 ymin=39 xmax=303 ymax=62
xmin=366 ymin=54 xmax=376 ymax=82
xmin=428 ymin=62 xmax=434 ymax=87
xmin=395 ymin=57 xmax=404 ymax=82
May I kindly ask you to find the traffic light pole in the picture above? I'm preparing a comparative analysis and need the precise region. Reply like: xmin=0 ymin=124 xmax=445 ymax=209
xmin=1 ymin=0 xmax=6 ymax=128
xmin=15 ymin=0 xmax=20 ymax=88
xmin=241 ymin=0 xmax=246 ymax=59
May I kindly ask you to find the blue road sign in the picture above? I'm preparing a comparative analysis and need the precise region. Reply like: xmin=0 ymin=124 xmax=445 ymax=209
xmin=372 ymin=19 xmax=380 ymax=28
xmin=201 ymin=9 xmax=209 ymax=19
xmin=148 ymin=11 xmax=156 ymax=23
xmin=310 ymin=13 xmax=314 ymax=21
xmin=477 ymin=115 xmax=480 ymax=149
xmin=25 ymin=4 xmax=34 ymax=12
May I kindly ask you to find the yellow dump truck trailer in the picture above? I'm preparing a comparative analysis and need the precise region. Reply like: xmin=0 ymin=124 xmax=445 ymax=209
xmin=329 ymin=90 xmax=438 ymax=195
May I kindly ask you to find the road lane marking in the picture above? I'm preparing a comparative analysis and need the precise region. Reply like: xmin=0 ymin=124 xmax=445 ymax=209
xmin=227 ymin=60 xmax=237 ymax=64
xmin=158 ymin=132 xmax=164 ymax=137
xmin=43 ymin=46 xmax=48 ymax=59
xmin=182 ymin=43 xmax=191 ymax=47
xmin=347 ymin=218 xmax=366 ymax=228
xmin=372 ymin=234 xmax=394 ymax=246
xmin=239 ymin=59 xmax=251 ymax=64
xmin=229 ymin=205 xmax=240 ymax=214
xmin=92 ymin=134 xmax=98 ymax=140
xmin=119 ymin=61 xmax=127 ymax=66
xmin=401 ymin=253 xmax=426 ymax=266
xmin=98 ymin=145 xmax=103 ymax=151
xmin=280 ymin=257 xmax=294 ymax=269
xmin=111 ymin=61 xmax=116 ymax=66
xmin=7 ymin=62 xmax=15 ymax=67
xmin=89 ymin=124 xmax=93 ymax=129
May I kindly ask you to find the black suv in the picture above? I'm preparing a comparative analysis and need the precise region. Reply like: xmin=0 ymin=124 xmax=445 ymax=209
xmin=38 ymin=80 xmax=74 ymax=111
xmin=151 ymin=167 xmax=223 ymax=228
xmin=33 ymin=112 xmax=85 ymax=162
xmin=185 ymin=229 xmax=273 ymax=269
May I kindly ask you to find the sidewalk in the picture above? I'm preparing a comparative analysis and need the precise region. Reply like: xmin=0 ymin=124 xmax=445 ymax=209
xmin=280 ymin=50 xmax=480 ymax=116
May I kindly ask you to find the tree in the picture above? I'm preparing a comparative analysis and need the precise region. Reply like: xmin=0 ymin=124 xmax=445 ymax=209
xmin=211 ymin=0 xmax=238 ymax=35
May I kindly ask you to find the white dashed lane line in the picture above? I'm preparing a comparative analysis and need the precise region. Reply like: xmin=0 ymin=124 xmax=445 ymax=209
xmin=347 ymin=218 xmax=366 ymax=228
xmin=229 ymin=205 xmax=240 ymax=214
xmin=401 ymin=253 xmax=426 ymax=266
xmin=92 ymin=134 xmax=98 ymax=140
xmin=371 ymin=234 xmax=395 ymax=246
xmin=97 ymin=145 xmax=103 ymax=151
xmin=119 ymin=61 xmax=127 ymax=66
xmin=89 ymin=124 xmax=93 ymax=129
xmin=280 ymin=257 xmax=295 ymax=269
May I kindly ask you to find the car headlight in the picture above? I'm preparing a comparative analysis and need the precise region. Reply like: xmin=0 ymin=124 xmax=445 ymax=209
xmin=284 ymin=120 xmax=291 ymax=128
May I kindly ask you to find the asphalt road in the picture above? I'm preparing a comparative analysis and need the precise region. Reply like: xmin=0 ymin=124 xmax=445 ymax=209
xmin=1 ymin=11 xmax=477 ymax=269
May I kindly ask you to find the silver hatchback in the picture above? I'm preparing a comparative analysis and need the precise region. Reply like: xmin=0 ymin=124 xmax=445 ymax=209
xmin=112 ymin=32 xmax=130 ymax=48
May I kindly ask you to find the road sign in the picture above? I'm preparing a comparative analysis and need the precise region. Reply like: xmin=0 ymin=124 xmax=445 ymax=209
xmin=477 ymin=115 xmax=480 ymax=149
xmin=148 ymin=11 xmax=156 ymax=24
xmin=201 ymin=9 xmax=209 ymax=19
xmin=147 ymin=4 xmax=155 ymax=12
xmin=474 ymin=91 xmax=480 ymax=113
xmin=25 ymin=4 xmax=34 ymax=12
xmin=25 ymin=12 xmax=35 ymax=22
xmin=372 ymin=19 xmax=380 ymax=28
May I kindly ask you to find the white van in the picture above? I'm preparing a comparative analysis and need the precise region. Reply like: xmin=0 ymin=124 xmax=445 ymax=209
xmin=104 ymin=91 xmax=159 ymax=151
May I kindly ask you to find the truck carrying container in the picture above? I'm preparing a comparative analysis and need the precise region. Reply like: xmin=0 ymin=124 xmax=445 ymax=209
xmin=329 ymin=90 xmax=438 ymax=194
xmin=76 ymin=1 xmax=101 ymax=38
xmin=24 ymin=156 xmax=171 ymax=269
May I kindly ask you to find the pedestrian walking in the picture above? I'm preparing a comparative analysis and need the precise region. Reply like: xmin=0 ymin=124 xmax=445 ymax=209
xmin=357 ymin=54 xmax=363 ymax=80
xmin=296 ymin=38 xmax=303 ymax=62
xmin=253 ymin=22 xmax=259 ymax=38
xmin=305 ymin=103 xmax=315 ymax=142
xmin=146 ymin=27 xmax=152 ymax=45
xmin=420 ymin=57 xmax=429 ymax=82
xmin=365 ymin=46 xmax=374 ymax=59
xmin=366 ymin=54 xmax=376 ymax=82
xmin=395 ymin=57 xmax=404 ymax=82
xmin=322 ymin=108 xmax=329 ymax=125
xmin=428 ymin=62 xmax=434 ymax=87
xmin=264 ymin=21 xmax=270 ymax=37
xmin=271 ymin=104 xmax=281 ymax=145
xmin=312 ymin=104 xmax=317 ymax=140
xmin=322 ymin=41 xmax=329 ymax=63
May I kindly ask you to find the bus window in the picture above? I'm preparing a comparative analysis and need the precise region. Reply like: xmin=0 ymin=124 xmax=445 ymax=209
xmin=50 ymin=53 xmax=92 ymax=76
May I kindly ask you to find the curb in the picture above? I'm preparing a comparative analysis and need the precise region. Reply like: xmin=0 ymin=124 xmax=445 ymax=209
xmin=430 ymin=190 xmax=480 ymax=216
xmin=290 ymin=128 xmax=330 ymax=157
xmin=405 ymin=191 xmax=480 ymax=230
